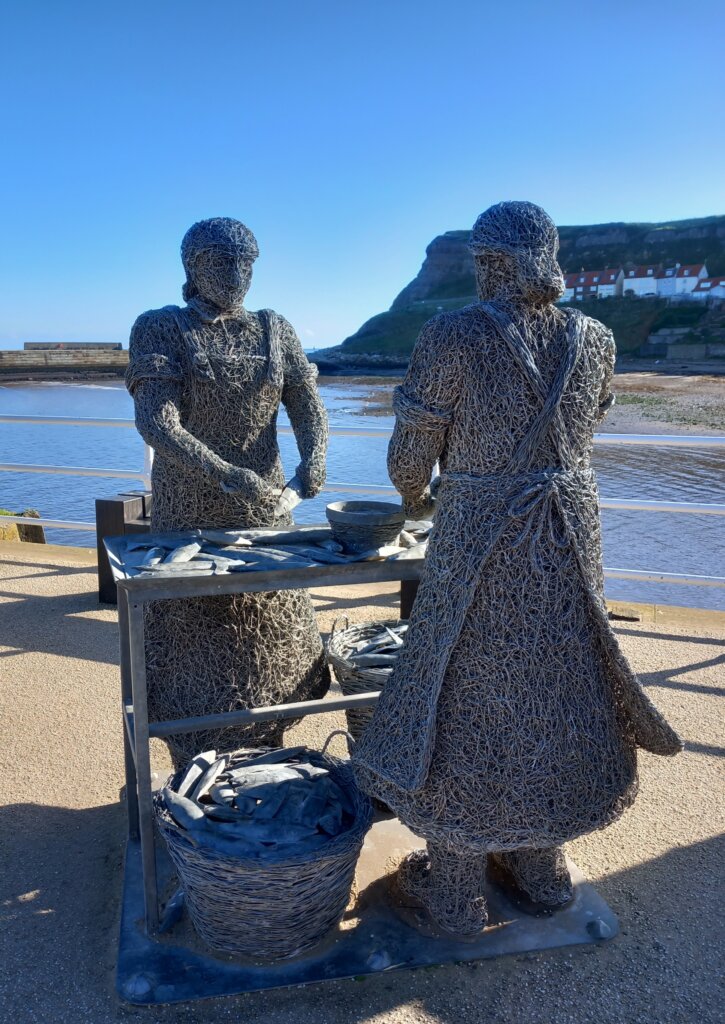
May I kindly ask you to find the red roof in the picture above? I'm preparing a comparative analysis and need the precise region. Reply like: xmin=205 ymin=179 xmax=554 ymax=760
xmin=657 ymin=263 xmax=707 ymax=279
xmin=624 ymin=264 xmax=660 ymax=280
xmin=564 ymin=268 xmax=622 ymax=288
xmin=692 ymin=277 xmax=725 ymax=292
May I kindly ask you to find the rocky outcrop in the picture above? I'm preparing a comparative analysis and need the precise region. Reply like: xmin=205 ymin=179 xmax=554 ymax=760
xmin=391 ymin=232 xmax=474 ymax=309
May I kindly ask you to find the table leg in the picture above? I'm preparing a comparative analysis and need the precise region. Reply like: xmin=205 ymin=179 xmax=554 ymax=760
xmin=118 ymin=589 xmax=139 ymax=839
xmin=128 ymin=599 xmax=159 ymax=934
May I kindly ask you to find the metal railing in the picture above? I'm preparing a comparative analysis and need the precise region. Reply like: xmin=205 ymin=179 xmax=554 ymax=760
xmin=1 ymin=413 xmax=724 ymax=590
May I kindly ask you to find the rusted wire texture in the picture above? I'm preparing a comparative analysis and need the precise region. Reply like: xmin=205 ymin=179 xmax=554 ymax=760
xmin=127 ymin=218 xmax=330 ymax=765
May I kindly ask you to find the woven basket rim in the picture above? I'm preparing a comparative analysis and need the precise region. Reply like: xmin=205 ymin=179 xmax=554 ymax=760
xmin=326 ymin=619 xmax=408 ymax=664
xmin=155 ymin=748 xmax=372 ymax=868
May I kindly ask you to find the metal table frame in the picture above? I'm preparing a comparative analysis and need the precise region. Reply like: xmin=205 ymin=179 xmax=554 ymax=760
xmin=116 ymin=546 xmax=424 ymax=935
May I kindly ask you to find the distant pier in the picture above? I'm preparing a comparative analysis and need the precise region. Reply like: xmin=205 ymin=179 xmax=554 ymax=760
xmin=0 ymin=342 xmax=128 ymax=380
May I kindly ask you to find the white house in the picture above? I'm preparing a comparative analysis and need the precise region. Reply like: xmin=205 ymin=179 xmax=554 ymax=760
xmin=622 ymin=265 xmax=660 ymax=297
xmin=562 ymin=268 xmax=624 ymax=301
xmin=656 ymin=263 xmax=708 ymax=297
xmin=690 ymin=276 xmax=725 ymax=301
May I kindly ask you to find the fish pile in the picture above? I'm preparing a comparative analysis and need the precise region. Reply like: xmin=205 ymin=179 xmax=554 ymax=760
xmin=160 ymin=746 xmax=356 ymax=858
xmin=343 ymin=622 xmax=409 ymax=679
xmin=118 ymin=522 xmax=432 ymax=579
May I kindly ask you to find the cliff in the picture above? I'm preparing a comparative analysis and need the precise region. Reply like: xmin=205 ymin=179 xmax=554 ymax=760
xmin=311 ymin=215 xmax=725 ymax=367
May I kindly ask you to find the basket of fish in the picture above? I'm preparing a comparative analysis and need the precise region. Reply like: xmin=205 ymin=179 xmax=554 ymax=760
xmin=154 ymin=740 xmax=373 ymax=960
xmin=326 ymin=619 xmax=408 ymax=740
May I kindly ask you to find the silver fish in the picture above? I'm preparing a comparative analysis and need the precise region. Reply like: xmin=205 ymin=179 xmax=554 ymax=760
xmin=292 ymin=764 xmax=329 ymax=781
xmin=216 ymin=820 xmax=319 ymax=845
xmin=175 ymin=749 xmax=217 ymax=797
xmin=202 ymin=804 xmax=244 ymax=823
xmin=140 ymin=546 xmax=166 ymax=566
xmin=354 ymin=545 xmax=406 ymax=561
xmin=139 ymin=560 xmax=215 ymax=573
xmin=282 ymin=545 xmax=351 ymax=565
xmin=236 ymin=527 xmax=333 ymax=545
xmin=252 ymin=785 xmax=291 ymax=821
xmin=164 ymin=541 xmax=203 ymax=563
xmin=350 ymin=654 xmax=399 ymax=667
xmin=229 ymin=766 xmax=300 ymax=793
xmin=163 ymin=788 xmax=208 ymax=830
xmin=190 ymin=756 xmax=228 ymax=802
xmin=274 ymin=473 xmax=305 ymax=519
xmin=387 ymin=543 xmax=427 ymax=560
xmin=210 ymin=783 xmax=236 ymax=805
xmin=230 ymin=746 xmax=307 ymax=768
xmin=200 ymin=530 xmax=253 ymax=547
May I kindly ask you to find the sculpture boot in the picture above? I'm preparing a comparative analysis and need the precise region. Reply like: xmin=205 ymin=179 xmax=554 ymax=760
xmin=397 ymin=843 xmax=488 ymax=936
xmin=488 ymin=846 xmax=573 ymax=911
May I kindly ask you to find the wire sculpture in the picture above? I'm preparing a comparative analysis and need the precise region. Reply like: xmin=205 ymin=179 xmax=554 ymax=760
xmin=126 ymin=218 xmax=330 ymax=766
xmin=353 ymin=201 xmax=682 ymax=935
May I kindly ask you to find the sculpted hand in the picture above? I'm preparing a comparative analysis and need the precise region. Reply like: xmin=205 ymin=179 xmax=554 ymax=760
xmin=403 ymin=486 xmax=437 ymax=521
xmin=219 ymin=464 xmax=277 ymax=502
xmin=295 ymin=461 xmax=325 ymax=499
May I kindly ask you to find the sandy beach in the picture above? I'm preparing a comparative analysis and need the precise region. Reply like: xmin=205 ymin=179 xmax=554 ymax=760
xmin=607 ymin=368 xmax=725 ymax=434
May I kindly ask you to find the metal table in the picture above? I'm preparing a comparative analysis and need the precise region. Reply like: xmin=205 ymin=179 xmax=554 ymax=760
xmin=112 ymin=531 xmax=424 ymax=934
xmin=109 ymin=530 xmax=618 ymax=1006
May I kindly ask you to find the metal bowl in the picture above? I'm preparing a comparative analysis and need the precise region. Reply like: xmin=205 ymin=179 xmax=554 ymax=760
xmin=325 ymin=500 xmax=406 ymax=552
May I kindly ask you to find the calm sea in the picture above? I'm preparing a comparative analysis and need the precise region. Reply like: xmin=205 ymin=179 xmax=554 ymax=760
xmin=1 ymin=378 xmax=723 ymax=611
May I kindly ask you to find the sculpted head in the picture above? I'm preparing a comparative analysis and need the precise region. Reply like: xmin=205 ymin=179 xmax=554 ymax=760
xmin=468 ymin=202 xmax=565 ymax=307
xmin=181 ymin=217 xmax=260 ymax=313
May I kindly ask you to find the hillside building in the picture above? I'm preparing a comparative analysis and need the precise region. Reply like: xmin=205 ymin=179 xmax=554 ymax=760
xmin=690 ymin=276 xmax=725 ymax=300
xmin=562 ymin=268 xmax=624 ymax=301
xmin=656 ymin=263 xmax=708 ymax=297
xmin=622 ymin=265 xmax=660 ymax=297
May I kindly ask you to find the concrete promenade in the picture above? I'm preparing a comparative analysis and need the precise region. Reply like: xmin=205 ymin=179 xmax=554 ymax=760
xmin=0 ymin=541 xmax=723 ymax=1024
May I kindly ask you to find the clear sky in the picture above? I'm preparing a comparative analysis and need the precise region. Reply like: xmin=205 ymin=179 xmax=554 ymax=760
xmin=0 ymin=0 xmax=723 ymax=350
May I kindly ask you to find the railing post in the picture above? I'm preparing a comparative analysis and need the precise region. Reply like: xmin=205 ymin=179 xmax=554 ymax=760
xmin=400 ymin=579 xmax=419 ymax=619
xmin=95 ymin=492 xmax=151 ymax=603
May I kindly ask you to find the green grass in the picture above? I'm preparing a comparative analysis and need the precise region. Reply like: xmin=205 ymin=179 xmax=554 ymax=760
xmin=336 ymin=296 xmax=708 ymax=358
xmin=338 ymin=298 xmax=474 ymax=355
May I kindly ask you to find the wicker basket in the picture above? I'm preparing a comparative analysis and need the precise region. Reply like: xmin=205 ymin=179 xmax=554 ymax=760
xmin=155 ymin=739 xmax=372 ymax=960
xmin=326 ymin=618 xmax=407 ymax=740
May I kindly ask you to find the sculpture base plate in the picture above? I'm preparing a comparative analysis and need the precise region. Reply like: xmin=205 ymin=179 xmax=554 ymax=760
xmin=117 ymin=817 xmax=618 ymax=1006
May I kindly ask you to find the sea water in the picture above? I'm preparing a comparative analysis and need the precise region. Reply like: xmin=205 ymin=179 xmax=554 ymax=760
xmin=0 ymin=379 xmax=723 ymax=611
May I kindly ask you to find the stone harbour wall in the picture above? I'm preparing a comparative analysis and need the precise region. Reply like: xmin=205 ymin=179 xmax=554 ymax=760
xmin=0 ymin=348 xmax=128 ymax=378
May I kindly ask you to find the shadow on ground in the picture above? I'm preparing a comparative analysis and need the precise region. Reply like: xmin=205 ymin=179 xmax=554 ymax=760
xmin=0 ymin=583 xmax=119 ymax=665
xmin=0 ymin=797 xmax=721 ymax=1024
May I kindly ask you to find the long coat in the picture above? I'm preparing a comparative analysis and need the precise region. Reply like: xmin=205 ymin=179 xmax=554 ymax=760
xmin=127 ymin=303 xmax=329 ymax=764
xmin=353 ymin=300 xmax=681 ymax=852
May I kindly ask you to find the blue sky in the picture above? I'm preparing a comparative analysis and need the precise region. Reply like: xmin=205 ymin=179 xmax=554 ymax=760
xmin=0 ymin=0 xmax=722 ymax=349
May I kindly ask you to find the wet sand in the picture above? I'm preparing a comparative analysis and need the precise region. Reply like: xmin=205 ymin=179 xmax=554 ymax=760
xmin=607 ymin=368 xmax=725 ymax=434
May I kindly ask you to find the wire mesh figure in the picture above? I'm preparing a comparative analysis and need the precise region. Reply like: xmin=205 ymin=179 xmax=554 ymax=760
xmin=126 ymin=218 xmax=330 ymax=766
xmin=353 ymin=201 xmax=682 ymax=935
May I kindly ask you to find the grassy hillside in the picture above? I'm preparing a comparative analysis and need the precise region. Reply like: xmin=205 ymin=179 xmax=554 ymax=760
xmin=332 ymin=299 xmax=469 ymax=355
xmin=566 ymin=298 xmax=708 ymax=353
xmin=325 ymin=296 xmax=709 ymax=359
